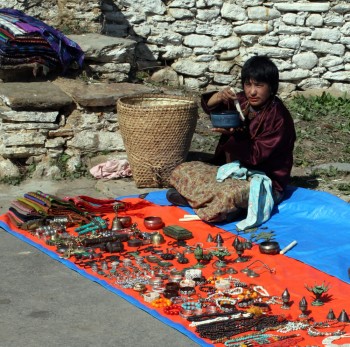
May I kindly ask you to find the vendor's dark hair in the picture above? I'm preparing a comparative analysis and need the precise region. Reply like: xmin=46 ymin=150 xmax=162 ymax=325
xmin=241 ymin=56 xmax=279 ymax=96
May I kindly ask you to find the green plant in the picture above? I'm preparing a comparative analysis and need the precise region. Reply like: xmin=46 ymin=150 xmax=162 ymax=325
xmin=311 ymin=166 xmax=339 ymax=178
xmin=136 ymin=71 xmax=150 ymax=81
xmin=287 ymin=92 xmax=350 ymax=170
xmin=0 ymin=175 xmax=23 ymax=186
xmin=287 ymin=92 xmax=350 ymax=123
xmin=50 ymin=154 xmax=91 ymax=180
xmin=337 ymin=182 xmax=350 ymax=192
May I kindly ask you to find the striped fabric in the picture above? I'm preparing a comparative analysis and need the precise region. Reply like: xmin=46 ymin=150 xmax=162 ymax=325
xmin=0 ymin=8 xmax=84 ymax=73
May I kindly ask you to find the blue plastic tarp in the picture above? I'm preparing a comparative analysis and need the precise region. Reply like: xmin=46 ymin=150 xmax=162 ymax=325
xmin=144 ymin=186 xmax=350 ymax=284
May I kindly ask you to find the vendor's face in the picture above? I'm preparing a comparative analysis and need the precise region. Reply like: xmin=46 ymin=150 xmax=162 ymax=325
xmin=243 ymin=79 xmax=271 ymax=108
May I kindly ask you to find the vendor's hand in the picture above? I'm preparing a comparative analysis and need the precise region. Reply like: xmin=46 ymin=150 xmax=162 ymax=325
xmin=216 ymin=87 xmax=237 ymax=104
xmin=207 ymin=87 xmax=237 ymax=107
xmin=211 ymin=127 xmax=236 ymax=135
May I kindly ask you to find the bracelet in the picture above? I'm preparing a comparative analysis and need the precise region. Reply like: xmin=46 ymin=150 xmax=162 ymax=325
xmin=266 ymin=296 xmax=283 ymax=305
xmin=163 ymin=304 xmax=181 ymax=315
xmin=192 ymin=276 xmax=207 ymax=286
xmin=237 ymin=298 xmax=254 ymax=308
xmin=151 ymin=298 xmax=172 ymax=308
xmin=215 ymin=278 xmax=231 ymax=290
xmin=163 ymin=289 xmax=179 ymax=299
xmin=165 ymin=282 xmax=180 ymax=291
xmin=179 ymin=286 xmax=196 ymax=296
xmin=220 ymin=303 xmax=237 ymax=313
xmin=205 ymin=304 xmax=218 ymax=314
xmin=252 ymin=301 xmax=270 ymax=312
xmin=181 ymin=302 xmax=201 ymax=310
xmin=216 ymin=297 xmax=237 ymax=308
xmin=171 ymin=296 xmax=185 ymax=305
xmin=253 ymin=285 xmax=270 ymax=297
xmin=179 ymin=308 xmax=194 ymax=319
xmin=152 ymin=286 xmax=165 ymax=293
xmin=142 ymin=291 xmax=160 ymax=303
xmin=185 ymin=269 xmax=202 ymax=280
xmin=179 ymin=279 xmax=195 ymax=288
xmin=199 ymin=284 xmax=216 ymax=293
xmin=227 ymin=287 xmax=244 ymax=296
xmin=229 ymin=278 xmax=248 ymax=288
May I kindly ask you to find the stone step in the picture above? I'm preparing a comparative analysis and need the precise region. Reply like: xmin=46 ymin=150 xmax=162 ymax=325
xmin=0 ymin=80 xmax=158 ymax=111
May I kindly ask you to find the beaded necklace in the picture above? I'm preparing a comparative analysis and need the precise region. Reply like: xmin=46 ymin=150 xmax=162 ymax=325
xmin=224 ymin=333 xmax=300 ymax=346
xmin=322 ymin=333 xmax=350 ymax=347
xmin=195 ymin=314 xmax=285 ymax=341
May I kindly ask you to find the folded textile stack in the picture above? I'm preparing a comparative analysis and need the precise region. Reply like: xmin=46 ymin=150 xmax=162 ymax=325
xmin=8 ymin=191 xmax=91 ymax=229
xmin=0 ymin=8 xmax=84 ymax=75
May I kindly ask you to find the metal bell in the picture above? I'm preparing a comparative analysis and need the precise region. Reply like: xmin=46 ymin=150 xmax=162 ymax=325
xmin=111 ymin=216 xmax=124 ymax=231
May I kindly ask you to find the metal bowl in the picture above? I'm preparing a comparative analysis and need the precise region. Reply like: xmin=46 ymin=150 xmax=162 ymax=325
xmin=118 ymin=216 xmax=132 ymax=228
xmin=210 ymin=110 xmax=242 ymax=128
xmin=144 ymin=216 xmax=164 ymax=230
xmin=259 ymin=241 xmax=280 ymax=255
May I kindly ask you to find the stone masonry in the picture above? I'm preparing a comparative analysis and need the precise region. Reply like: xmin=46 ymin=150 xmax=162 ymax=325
xmin=1 ymin=0 xmax=349 ymax=95
xmin=0 ymin=1 xmax=349 ymax=180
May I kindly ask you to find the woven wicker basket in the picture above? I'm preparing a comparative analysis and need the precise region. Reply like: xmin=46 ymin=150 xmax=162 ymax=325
xmin=117 ymin=94 xmax=198 ymax=188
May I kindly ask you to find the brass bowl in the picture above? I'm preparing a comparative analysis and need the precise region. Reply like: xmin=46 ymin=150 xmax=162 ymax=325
xmin=259 ymin=241 xmax=280 ymax=255
xmin=144 ymin=216 xmax=164 ymax=230
xmin=119 ymin=216 xmax=132 ymax=228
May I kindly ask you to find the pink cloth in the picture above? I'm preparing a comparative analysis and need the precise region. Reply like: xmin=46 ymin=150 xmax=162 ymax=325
xmin=90 ymin=159 xmax=132 ymax=179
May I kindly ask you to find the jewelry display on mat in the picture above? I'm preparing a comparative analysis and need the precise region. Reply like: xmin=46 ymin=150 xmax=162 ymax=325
xmin=6 ymin=190 xmax=350 ymax=346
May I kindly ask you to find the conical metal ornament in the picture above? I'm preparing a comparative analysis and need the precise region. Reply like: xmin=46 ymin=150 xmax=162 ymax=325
xmin=337 ymin=309 xmax=349 ymax=322
xmin=326 ymin=308 xmax=336 ymax=320
xmin=232 ymin=237 xmax=240 ymax=249
xmin=215 ymin=233 xmax=224 ymax=247
xmin=206 ymin=233 xmax=214 ymax=243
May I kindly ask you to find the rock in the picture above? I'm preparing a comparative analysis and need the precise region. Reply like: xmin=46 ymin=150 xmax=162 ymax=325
xmin=68 ymin=34 xmax=137 ymax=64
xmin=150 ymin=67 xmax=180 ymax=87
xmin=0 ymin=157 xmax=20 ymax=178
xmin=312 ymin=163 xmax=350 ymax=173
xmin=0 ymin=82 xmax=73 ymax=111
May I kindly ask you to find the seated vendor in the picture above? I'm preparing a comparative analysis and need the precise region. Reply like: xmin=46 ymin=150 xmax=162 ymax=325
xmin=167 ymin=55 xmax=296 ymax=226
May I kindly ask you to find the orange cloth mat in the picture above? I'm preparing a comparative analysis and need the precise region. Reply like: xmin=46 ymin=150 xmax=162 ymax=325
xmin=1 ymin=197 xmax=350 ymax=346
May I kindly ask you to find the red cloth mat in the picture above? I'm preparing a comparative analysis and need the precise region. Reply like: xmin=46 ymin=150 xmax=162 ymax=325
xmin=1 ymin=197 xmax=350 ymax=346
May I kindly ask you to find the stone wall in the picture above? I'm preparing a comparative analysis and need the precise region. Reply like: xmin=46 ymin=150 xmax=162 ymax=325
xmin=0 ymin=0 xmax=349 ymax=179
xmin=2 ymin=0 xmax=349 ymax=95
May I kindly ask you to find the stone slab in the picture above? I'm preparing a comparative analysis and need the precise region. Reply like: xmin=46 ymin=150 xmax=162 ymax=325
xmin=70 ymin=82 xmax=157 ymax=107
xmin=68 ymin=33 xmax=137 ymax=63
xmin=0 ymin=82 xmax=73 ymax=111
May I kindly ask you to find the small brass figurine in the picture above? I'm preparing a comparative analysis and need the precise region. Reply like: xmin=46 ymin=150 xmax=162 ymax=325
xmin=193 ymin=244 xmax=205 ymax=268
xmin=233 ymin=237 xmax=250 ymax=262
xmin=299 ymin=296 xmax=308 ymax=319
xmin=281 ymin=288 xmax=290 ymax=309
xmin=211 ymin=248 xmax=231 ymax=272
xmin=305 ymin=281 xmax=330 ymax=306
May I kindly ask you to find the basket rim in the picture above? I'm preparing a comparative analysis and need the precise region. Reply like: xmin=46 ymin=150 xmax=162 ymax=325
xmin=117 ymin=93 xmax=198 ymax=109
